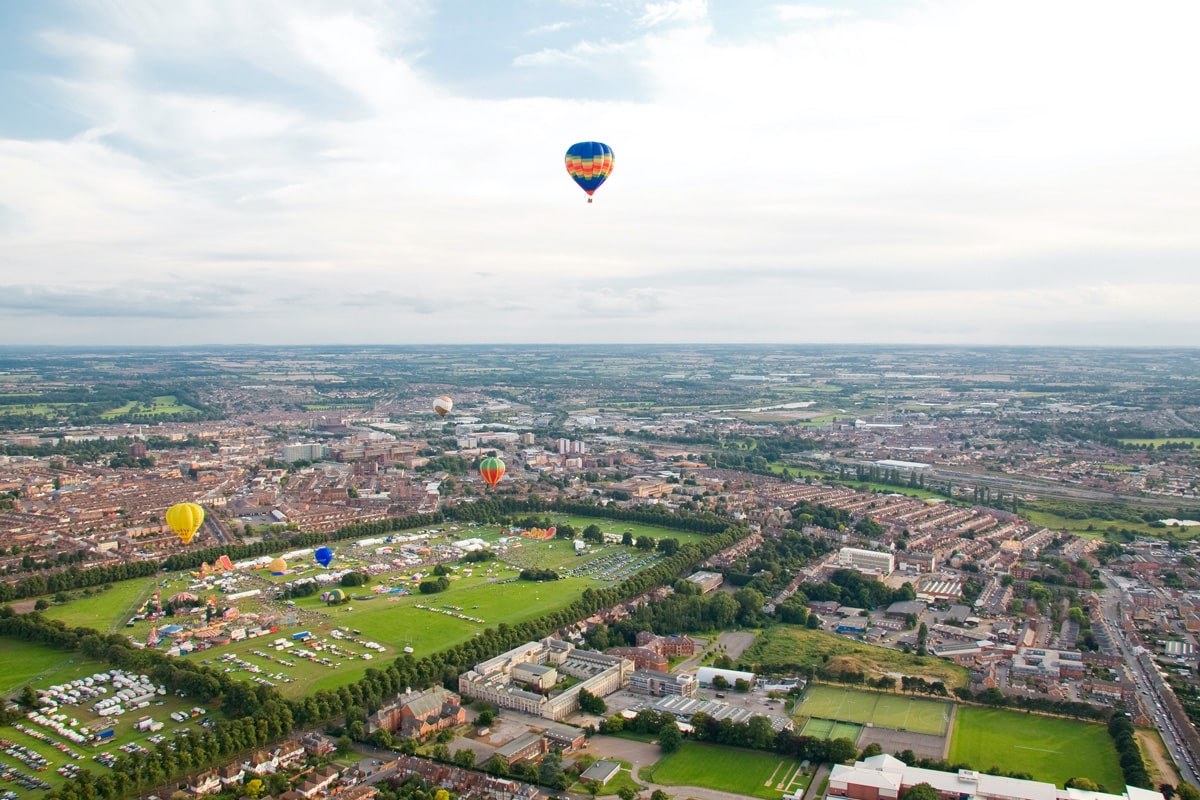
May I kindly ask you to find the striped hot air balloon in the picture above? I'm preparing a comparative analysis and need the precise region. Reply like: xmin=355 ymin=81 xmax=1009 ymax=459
xmin=479 ymin=456 xmax=505 ymax=488
xmin=166 ymin=502 xmax=205 ymax=545
xmin=565 ymin=141 xmax=614 ymax=203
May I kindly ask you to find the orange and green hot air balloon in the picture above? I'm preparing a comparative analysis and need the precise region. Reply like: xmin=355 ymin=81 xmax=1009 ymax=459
xmin=166 ymin=502 xmax=205 ymax=545
xmin=479 ymin=456 xmax=505 ymax=488
xmin=565 ymin=141 xmax=614 ymax=203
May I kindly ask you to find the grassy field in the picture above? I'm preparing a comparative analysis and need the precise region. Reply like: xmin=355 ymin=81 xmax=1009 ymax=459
xmin=799 ymin=717 xmax=863 ymax=742
xmin=73 ymin=518 xmax=706 ymax=698
xmin=99 ymin=395 xmax=200 ymax=419
xmin=795 ymin=686 xmax=950 ymax=736
xmin=1020 ymin=507 xmax=1177 ymax=540
xmin=949 ymin=707 xmax=1124 ymax=789
xmin=641 ymin=742 xmax=809 ymax=800
xmin=43 ymin=579 xmax=158 ymax=632
xmin=0 ymin=641 xmax=230 ymax=796
xmin=742 ymin=626 xmax=969 ymax=688
xmin=0 ymin=640 xmax=103 ymax=695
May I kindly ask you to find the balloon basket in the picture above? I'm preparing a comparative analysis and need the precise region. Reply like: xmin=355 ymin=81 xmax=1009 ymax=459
xmin=587 ymin=198 xmax=593 ymax=203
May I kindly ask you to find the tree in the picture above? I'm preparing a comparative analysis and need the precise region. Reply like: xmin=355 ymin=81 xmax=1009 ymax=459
xmin=454 ymin=748 xmax=476 ymax=769
xmin=636 ymin=535 xmax=655 ymax=551
xmin=244 ymin=779 xmax=265 ymax=799
xmin=1066 ymin=778 xmax=1099 ymax=791
xmin=622 ymin=531 xmax=634 ymax=546
xmin=658 ymin=721 xmax=682 ymax=753
xmin=861 ymin=743 xmax=883 ymax=758
xmin=652 ymin=791 xmax=671 ymax=800
xmin=579 ymin=689 xmax=607 ymax=715
xmin=901 ymin=784 xmax=939 ymax=800
xmin=477 ymin=708 xmax=495 ymax=726
xmin=619 ymin=788 xmax=637 ymax=800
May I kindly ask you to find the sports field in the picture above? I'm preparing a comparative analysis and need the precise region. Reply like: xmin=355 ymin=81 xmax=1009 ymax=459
xmin=643 ymin=742 xmax=809 ymax=799
xmin=800 ymin=717 xmax=862 ymax=742
xmin=795 ymin=685 xmax=950 ymax=736
xmin=950 ymin=707 xmax=1124 ymax=789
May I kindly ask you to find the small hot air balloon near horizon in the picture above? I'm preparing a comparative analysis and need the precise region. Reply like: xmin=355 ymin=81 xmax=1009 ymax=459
xmin=479 ymin=456 xmax=505 ymax=489
xmin=315 ymin=546 xmax=333 ymax=568
xmin=565 ymin=141 xmax=614 ymax=203
xmin=166 ymin=502 xmax=205 ymax=546
xmin=433 ymin=395 xmax=453 ymax=418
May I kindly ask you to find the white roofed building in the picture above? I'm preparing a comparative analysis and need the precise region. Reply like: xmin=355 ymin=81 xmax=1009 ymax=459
xmin=824 ymin=754 xmax=1163 ymax=800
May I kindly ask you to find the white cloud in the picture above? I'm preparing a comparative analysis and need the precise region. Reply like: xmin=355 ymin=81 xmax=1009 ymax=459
xmin=637 ymin=0 xmax=708 ymax=27
xmin=773 ymin=5 xmax=853 ymax=22
xmin=1 ymin=0 xmax=1199 ymax=345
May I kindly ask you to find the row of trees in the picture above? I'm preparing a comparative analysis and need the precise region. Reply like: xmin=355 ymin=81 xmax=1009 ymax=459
xmin=951 ymin=685 xmax=1113 ymax=722
xmin=1108 ymin=714 xmax=1152 ymax=788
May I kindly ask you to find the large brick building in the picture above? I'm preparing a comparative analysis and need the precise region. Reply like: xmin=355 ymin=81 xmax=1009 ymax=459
xmin=365 ymin=686 xmax=466 ymax=739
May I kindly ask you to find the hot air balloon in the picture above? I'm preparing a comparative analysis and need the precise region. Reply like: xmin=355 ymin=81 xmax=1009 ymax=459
xmin=315 ymin=546 xmax=333 ymax=568
xmin=166 ymin=502 xmax=205 ymax=546
xmin=268 ymin=557 xmax=288 ymax=576
xmin=479 ymin=456 xmax=505 ymax=488
xmin=433 ymin=395 xmax=453 ymax=418
xmin=565 ymin=141 xmax=614 ymax=203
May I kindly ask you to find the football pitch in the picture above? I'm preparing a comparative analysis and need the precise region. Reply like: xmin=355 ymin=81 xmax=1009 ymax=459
xmin=949 ymin=707 xmax=1124 ymax=789
xmin=795 ymin=685 xmax=951 ymax=736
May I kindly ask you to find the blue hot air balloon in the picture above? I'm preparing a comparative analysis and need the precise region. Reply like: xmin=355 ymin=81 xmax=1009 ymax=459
xmin=565 ymin=141 xmax=614 ymax=203
xmin=315 ymin=546 xmax=333 ymax=568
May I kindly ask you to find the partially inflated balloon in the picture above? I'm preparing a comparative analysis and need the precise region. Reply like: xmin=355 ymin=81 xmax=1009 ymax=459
xmin=166 ymin=502 xmax=204 ymax=545
xmin=433 ymin=396 xmax=453 ymax=418
xmin=479 ymin=456 xmax=505 ymax=488
xmin=315 ymin=546 xmax=333 ymax=568
xmin=565 ymin=141 xmax=614 ymax=203
xmin=268 ymin=557 xmax=288 ymax=575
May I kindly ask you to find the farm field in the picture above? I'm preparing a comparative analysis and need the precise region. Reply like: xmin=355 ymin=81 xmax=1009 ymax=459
xmin=641 ymin=742 xmax=809 ymax=800
xmin=949 ymin=707 xmax=1124 ymax=789
xmin=742 ymin=626 xmax=968 ymax=689
xmin=795 ymin=686 xmax=950 ymax=737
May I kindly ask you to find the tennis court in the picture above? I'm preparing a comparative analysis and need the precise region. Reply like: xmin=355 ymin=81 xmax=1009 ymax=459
xmin=800 ymin=717 xmax=864 ymax=742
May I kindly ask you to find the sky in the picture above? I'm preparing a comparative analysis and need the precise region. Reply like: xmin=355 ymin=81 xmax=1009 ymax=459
xmin=2 ymin=0 xmax=1199 ymax=347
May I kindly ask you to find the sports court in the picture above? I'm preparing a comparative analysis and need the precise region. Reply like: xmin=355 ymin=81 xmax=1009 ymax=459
xmin=799 ymin=717 xmax=864 ymax=741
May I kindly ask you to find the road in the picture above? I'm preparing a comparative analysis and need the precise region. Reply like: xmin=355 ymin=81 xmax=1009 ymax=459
xmin=1098 ymin=572 xmax=1199 ymax=784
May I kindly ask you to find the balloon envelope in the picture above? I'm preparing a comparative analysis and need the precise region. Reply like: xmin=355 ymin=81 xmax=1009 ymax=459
xmin=565 ymin=141 xmax=614 ymax=200
xmin=166 ymin=502 xmax=205 ymax=545
xmin=479 ymin=456 xmax=506 ymax=488
xmin=433 ymin=395 xmax=453 ymax=418
xmin=315 ymin=546 xmax=333 ymax=568
xmin=268 ymin=557 xmax=288 ymax=575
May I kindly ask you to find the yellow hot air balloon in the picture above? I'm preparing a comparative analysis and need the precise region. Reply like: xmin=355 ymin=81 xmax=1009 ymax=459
xmin=433 ymin=395 xmax=453 ymax=418
xmin=166 ymin=502 xmax=204 ymax=545
xmin=268 ymin=557 xmax=288 ymax=575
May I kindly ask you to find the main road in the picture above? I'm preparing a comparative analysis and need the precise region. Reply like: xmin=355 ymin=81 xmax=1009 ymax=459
xmin=1098 ymin=572 xmax=1199 ymax=785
